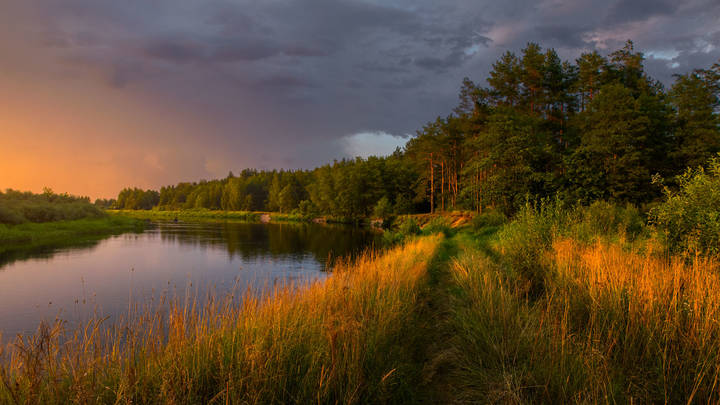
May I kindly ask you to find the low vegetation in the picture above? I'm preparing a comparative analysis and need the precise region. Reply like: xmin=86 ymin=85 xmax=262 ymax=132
xmin=0 ymin=216 xmax=144 ymax=251
xmin=0 ymin=189 xmax=145 ymax=254
xmin=0 ymin=188 xmax=104 ymax=225
xmin=444 ymin=193 xmax=720 ymax=402
xmin=651 ymin=155 xmax=720 ymax=256
xmin=109 ymin=208 xmax=261 ymax=222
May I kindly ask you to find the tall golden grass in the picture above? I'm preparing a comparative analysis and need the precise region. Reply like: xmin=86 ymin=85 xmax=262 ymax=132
xmin=550 ymin=239 xmax=720 ymax=402
xmin=449 ymin=235 xmax=720 ymax=403
xmin=0 ymin=235 xmax=441 ymax=404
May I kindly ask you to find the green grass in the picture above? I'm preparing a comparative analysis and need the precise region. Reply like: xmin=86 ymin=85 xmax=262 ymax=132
xmin=109 ymin=209 xmax=261 ymax=222
xmin=0 ymin=215 xmax=145 ymax=253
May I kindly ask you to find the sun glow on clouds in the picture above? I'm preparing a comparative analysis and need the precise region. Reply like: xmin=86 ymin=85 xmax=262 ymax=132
xmin=342 ymin=131 xmax=409 ymax=159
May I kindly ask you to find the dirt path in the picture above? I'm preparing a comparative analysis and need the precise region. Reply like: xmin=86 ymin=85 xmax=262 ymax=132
xmin=416 ymin=236 xmax=462 ymax=404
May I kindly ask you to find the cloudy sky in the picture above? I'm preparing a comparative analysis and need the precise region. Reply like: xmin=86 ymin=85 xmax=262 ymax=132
xmin=1 ymin=0 xmax=718 ymax=198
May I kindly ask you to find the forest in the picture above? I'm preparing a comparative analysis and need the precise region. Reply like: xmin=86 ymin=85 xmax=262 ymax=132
xmin=114 ymin=41 xmax=720 ymax=220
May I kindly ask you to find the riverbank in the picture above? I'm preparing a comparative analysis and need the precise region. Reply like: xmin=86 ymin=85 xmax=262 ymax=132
xmin=108 ymin=209 xmax=323 ymax=224
xmin=0 ymin=215 xmax=145 ymax=254
xmin=1 ymin=234 xmax=443 ymax=403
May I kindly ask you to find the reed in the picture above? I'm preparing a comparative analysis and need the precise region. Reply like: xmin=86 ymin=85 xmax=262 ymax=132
xmin=0 ymin=235 xmax=441 ymax=404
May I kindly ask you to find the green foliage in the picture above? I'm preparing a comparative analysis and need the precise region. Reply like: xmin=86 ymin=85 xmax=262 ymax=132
xmin=566 ymin=83 xmax=656 ymax=203
xmin=295 ymin=199 xmax=319 ymax=220
xmin=650 ymin=155 xmax=720 ymax=256
xmin=0 ymin=189 xmax=105 ymax=224
xmin=670 ymin=66 xmax=720 ymax=169
xmin=0 ymin=205 xmax=26 ymax=225
xmin=383 ymin=218 xmax=423 ymax=246
xmin=573 ymin=200 xmax=644 ymax=242
xmin=422 ymin=217 xmax=453 ymax=236
xmin=115 ymin=187 xmax=159 ymax=210
xmin=398 ymin=218 xmax=421 ymax=236
xmin=111 ymin=209 xmax=259 ymax=222
xmin=0 ymin=216 xmax=144 ymax=249
xmin=496 ymin=198 xmax=646 ymax=295
xmin=496 ymin=199 xmax=569 ymax=295
xmin=470 ymin=209 xmax=507 ymax=230
xmin=373 ymin=196 xmax=392 ymax=219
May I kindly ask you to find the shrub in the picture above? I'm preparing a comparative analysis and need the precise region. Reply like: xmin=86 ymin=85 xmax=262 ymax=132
xmin=373 ymin=196 xmax=393 ymax=219
xmin=381 ymin=230 xmax=405 ymax=246
xmin=296 ymin=199 xmax=319 ymax=220
xmin=422 ymin=216 xmax=453 ymax=236
xmin=0 ymin=189 xmax=105 ymax=224
xmin=574 ymin=201 xmax=644 ymax=243
xmin=650 ymin=154 xmax=720 ymax=256
xmin=496 ymin=199 xmax=570 ymax=296
xmin=0 ymin=205 xmax=26 ymax=225
xmin=398 ymin=218 xmax=421 ymax=237
xmin=470 ymin=209 xmax=507 ymax=230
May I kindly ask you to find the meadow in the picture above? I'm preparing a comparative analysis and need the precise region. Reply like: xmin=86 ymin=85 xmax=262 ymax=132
xmin=442 ymin=202 xmax=720 ymax=403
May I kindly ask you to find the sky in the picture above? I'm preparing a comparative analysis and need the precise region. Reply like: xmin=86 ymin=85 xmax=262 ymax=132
xmin=1 ymin=0 xmax=719 ymax=198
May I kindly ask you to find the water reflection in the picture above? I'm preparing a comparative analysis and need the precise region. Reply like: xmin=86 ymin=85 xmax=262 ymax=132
xmin=0 ymin=221 xmax=380 ymax=339
xmin=153 ymin=221 xmax=378 ymax=265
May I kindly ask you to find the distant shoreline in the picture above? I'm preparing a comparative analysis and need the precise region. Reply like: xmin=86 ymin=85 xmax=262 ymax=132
xmin=0 ymin=215 xmax=145 ymax=255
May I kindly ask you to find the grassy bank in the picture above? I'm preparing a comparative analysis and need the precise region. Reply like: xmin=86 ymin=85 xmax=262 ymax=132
xmin=0 ymin=215 xmax=145 ymax=252
xmin=109 ymin=209 xmax=383 ymax=226
xmin=109 ymin=209 xmax=262 ymax=222
xmin=0 ymin=235 xmax=442 ymax=404
xmin=444 ymin=209 xmax=720 ymax=402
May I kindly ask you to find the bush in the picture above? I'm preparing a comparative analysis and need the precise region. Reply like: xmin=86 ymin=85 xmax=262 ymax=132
xmin=496 ymin=199 xmax=571 ymax=297
xmin=296 ymin=199 xmax=319 ymax=220
xmin=574 ymin=201 xmax=644 ymax=243
xmin=0 ymin=189 xmax=104 ymax=224
xmin=422 ymin=216 xmax=453 ymax=236
xmin=398 ymin=218 xmax=421 ymax=236
xmin=382 ymin=218 xmax=422 ymax=246
xmin=381 ymin=230 xmax=405 ymax=246
xmin=650 ymin=155 xmax=720 ymax=256
xmin=0 ymin=206 xmax=26 ymax=225
xmin=470 ymin=209 xmax=507 ymax=230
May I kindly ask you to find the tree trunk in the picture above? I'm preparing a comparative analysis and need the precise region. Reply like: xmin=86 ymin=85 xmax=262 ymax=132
xmin=429 ymin=152 xmax=434 ymax=214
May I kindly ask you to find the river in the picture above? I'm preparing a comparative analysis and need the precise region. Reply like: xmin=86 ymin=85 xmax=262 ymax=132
xmin=0 ymin=221 xmax=380 ymax=339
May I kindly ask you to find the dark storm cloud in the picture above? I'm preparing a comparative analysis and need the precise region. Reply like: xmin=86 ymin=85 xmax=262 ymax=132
xmin=1 ymin=0 xmax=719 ymax=189
xmin=534 ymin=25 xmax=590 ymax=49
xmin=144 ymin=39 xmax=208 ymax=64
xmin=605 ymin=0 xmax=678 ymax=26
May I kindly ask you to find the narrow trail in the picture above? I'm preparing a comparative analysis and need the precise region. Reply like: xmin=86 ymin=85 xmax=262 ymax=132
xmin=416 ymin=235 xmax=461 ymax=404
xmin=417 ymin=229 xmax=500 ymax=404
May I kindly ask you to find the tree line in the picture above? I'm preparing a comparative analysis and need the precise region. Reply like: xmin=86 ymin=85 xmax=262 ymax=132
xmin=114 ymin=40 xmax=720 ymax=218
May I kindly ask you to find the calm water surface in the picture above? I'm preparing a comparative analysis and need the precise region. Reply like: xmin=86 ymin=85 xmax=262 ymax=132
xmin=0 ymin=221 xmax=380 ymax=339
